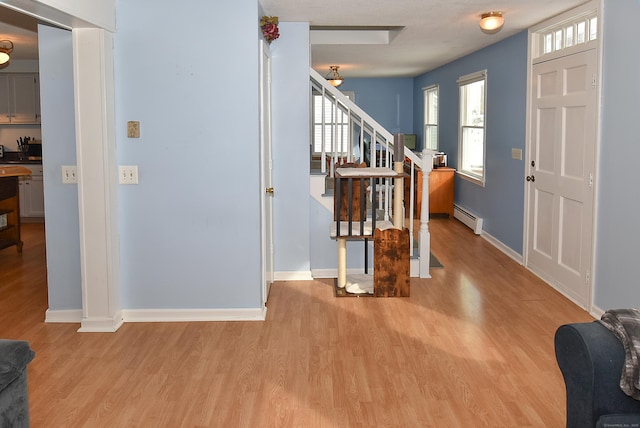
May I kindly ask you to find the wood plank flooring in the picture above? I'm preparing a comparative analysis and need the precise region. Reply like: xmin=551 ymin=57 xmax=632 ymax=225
xmin=0 ymin=220 xmax=594 ymax=427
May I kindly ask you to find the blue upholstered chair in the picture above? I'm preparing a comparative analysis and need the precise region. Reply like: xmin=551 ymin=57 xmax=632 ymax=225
xmin=0 ymin=339 xmax=35 ymax=427
xmin=555 ymin=322 xmax=640 ymax=428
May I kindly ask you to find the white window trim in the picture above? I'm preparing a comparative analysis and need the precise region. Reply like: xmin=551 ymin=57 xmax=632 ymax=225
xmin=312 ymin=92 xmax=354 ymax=156
xmin=457 ymin=69 xmax=486 ymax=85
xmin=457 ymin=69 xmax=487 ymax=187
xmin=531 ymin=10 xmax=598 ymax=62
xmin=422 ymin=84 xmax=439 ymax=151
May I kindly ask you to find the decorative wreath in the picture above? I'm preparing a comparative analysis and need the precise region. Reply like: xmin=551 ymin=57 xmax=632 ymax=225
xmin=260 ymin=16 xmax=280 ymax=44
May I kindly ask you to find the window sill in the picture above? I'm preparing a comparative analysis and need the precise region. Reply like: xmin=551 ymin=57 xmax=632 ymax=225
xmin=456 ymin=170 xmax=485 ymax=187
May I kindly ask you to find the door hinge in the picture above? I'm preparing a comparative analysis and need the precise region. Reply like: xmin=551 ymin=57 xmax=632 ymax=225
xmin=589 ymin=172 xmax=593 ymax=188
xmin=592 ymin=74 xmax=597 ymax=89
xmin=585 ymin=271 xmax=591 ymax=285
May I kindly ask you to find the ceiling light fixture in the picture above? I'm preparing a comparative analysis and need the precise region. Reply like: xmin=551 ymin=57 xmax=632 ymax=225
xmin=326 ymin=66 xmax=344 ymax=87
xmin=479 ymin=12 xmax=504 ymax=34
xmin=0 ymin=40 xmax=13 ymax=65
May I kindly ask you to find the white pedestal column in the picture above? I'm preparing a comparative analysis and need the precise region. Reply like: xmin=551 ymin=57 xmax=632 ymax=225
xmin=419 ymin=149 xmax=436 ymax=279
xmin=73 ymin=28 xmax=122 ymax=332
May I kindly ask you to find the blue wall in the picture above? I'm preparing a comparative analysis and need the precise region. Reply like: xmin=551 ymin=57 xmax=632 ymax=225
xmin=413 ymin=32 xmax=528 ymax=254
xmin=339 ymin=78 xmax=414 ymax=135
xmin=113 ymin=0 xmax=262 ymax=309
xmin=593 ymin=0 xmax=640 ymax=310
xmin=271 ymin=23 xmax=312 ymax=276
xmin=38 ymin=0 xmax=639 ymax=315
xmin=38 ymin=24 xmax=82 ymax=310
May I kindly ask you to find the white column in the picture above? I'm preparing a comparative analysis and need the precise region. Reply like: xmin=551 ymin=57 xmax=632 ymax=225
xmin=419 ymin=149 xmax=435 ymax=278
xmin=73 ymin=28 xmax=122 ymax=332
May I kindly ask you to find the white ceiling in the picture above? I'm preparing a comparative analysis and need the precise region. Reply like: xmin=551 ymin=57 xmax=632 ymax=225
xmin=0 ymin=6 xmax=39 ymax=62
xmin=261 ymin=0 xmax=589 ymax=78
xmin=1 ymin=1 xmax=588 ymax=76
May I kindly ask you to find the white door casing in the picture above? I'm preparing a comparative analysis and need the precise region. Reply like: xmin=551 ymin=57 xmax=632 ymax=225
xmin=259 ymin=41 xmax=274 ymax=307
xmin=526 ymin=48 xmax=597 ymax=309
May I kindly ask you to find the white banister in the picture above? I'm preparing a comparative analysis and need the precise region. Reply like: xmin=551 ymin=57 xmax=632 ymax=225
xmin=310 ymin=67 xmax=433 ymax=278
xmin=419 ymin=148 xmax=437 ymax=278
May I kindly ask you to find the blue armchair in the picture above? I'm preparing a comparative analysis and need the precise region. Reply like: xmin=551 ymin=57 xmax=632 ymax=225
xmin=0 ymin=339 xmax=35 ymax=427
xmin=555 ymin=322 xmax=640 ymax=428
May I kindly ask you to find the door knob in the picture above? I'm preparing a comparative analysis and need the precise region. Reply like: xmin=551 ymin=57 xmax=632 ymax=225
xmin=265 ymin=187 xmax=274 ymax=195
xmin=526 ymin=175 xmax=535 ymax=182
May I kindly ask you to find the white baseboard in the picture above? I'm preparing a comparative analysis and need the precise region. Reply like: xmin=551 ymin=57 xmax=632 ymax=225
xmin=122 ymin=307 xmax=267 ymax=322
xmin=46 ymin=310 xmax=125 ymax=333
xmin=480 ymin=231 xmax=523 ymax=265
xmin=45 ymin=307 xmax=267 ymax=326
xmin=311 ymin=269 xmax=336 ymax=279
xmin=274 ymin=271 xmax=314 ymax=281
xmin=45 ymin=309 xmax=82 ymax=323
xmin=590 ymin=305 xmax=604 ymax=319
xmin=78 ymin=314 xmax=124 ymax=333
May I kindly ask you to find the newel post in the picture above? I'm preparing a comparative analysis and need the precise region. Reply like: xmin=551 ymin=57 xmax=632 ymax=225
xmin=419 ymin=149 xmax=436 ymax=278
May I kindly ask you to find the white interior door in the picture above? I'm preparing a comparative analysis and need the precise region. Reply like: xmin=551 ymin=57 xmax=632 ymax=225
xmin=259 ymin=41 xmax=274 ymax=306
xmin=526 ymin=49 xmax=597 ymax=308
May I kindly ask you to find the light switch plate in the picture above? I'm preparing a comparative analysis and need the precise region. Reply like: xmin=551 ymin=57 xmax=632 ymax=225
xmin=127 ymin=121 xmax=140 ymax=138
xmin=511 ymin=148 xmax=522 ymax=160
xmin=61 ymin=165 xmax=77 ymax=184
xmin=119 ymin=165 xmax=139 ymax=184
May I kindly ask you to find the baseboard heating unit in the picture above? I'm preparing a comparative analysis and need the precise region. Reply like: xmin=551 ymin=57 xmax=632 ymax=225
xmin=453 ymin=204 xmax=483 ymax=235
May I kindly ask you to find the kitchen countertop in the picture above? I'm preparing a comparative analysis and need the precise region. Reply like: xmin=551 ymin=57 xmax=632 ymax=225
xmin=0 ymin=166 xmax=32 ymax=177
xmin=0 ymin=152 xmax=42 ymax=164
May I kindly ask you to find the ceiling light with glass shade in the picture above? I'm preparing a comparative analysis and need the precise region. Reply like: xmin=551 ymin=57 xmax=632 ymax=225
xmin=0 ymin=40 xmax=14 ymax=65
xmin=479 ymin=12 xmax=504 ymax=34
xmin=326 ymin=66 xmax=344 ymax=87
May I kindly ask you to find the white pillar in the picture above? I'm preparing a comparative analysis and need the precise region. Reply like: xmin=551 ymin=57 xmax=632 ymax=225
xmin=73 ymin=28 xmax=122 ymax=332
xmin=419 ymin=149 xmax=436 ymax=279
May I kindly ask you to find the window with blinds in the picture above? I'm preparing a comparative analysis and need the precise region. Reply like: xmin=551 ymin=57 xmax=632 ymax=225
xmin=458 ymin=70 xmax=487 ymax=185
xmin=312 ymin=93 xmax=351 ymax=155
xmin=423 ymin=85 xmax=439 ymax=151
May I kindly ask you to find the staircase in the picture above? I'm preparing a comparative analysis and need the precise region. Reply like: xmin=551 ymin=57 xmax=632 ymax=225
xmin=309 ymin=67 xmax=435 ymax=280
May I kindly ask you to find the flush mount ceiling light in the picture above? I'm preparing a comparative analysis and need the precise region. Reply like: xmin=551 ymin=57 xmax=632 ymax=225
xmin=479 ymin=12 xmax=504 ymax=34
xmin=326 ymin=66 xmax=344 ymax=87
xmin=0 ymin=40 xmax=13 ymax=65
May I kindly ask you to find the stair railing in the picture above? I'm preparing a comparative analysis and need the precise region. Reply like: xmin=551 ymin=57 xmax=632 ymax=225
xmin=310 ymin=67 xmax=433 ymax=278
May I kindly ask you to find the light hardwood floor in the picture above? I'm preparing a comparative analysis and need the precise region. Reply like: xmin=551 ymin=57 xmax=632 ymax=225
xmin=0 ymin=220 xmax=593 ymax=427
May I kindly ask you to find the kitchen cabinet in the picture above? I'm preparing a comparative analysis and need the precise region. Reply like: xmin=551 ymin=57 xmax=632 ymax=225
xmin=429 ymin=167 xmax=455 ymax=218
xmin=0 ymin=73 xmax=41 ymax=124
xmin=0 ymin=167 xmax=32 ymax=252
xmin=19 ymin=174 xmax=45 ymax=218
xmin=403 ymin=166 xmax=455 ymax=219
xmin=18 ymin=165 xmax=44 ymax=218
xmin=0 ymin=177 xmax=21 ymax=251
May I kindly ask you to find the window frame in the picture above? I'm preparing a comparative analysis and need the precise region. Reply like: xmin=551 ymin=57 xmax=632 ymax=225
xmin=457 ymin=70 xmax=487 ymax=186
xmin=534 ymin=12 xmax=598 ymax=60
xmin=423 ymin=84 xmax=439 ymax=151
xmin=311 ymin=91 xmax=354 ymax=157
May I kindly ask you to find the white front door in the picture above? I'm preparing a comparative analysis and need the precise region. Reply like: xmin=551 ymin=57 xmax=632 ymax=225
xmin=526 ymin=48 xmax=597 ymax=308
xmin=259 ymin=41 xmax=274 ymax=307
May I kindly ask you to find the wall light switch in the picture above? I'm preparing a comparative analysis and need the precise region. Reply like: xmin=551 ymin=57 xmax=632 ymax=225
xmin=127 ymin=121 xmax=140 ymax=138
xmin=512 ymin=148 xmax=523 ymax=160
xmin=119 ymin=165 xmax=139 ymax=184
xmin=61 ymin=165 xmax=77 ymax=184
